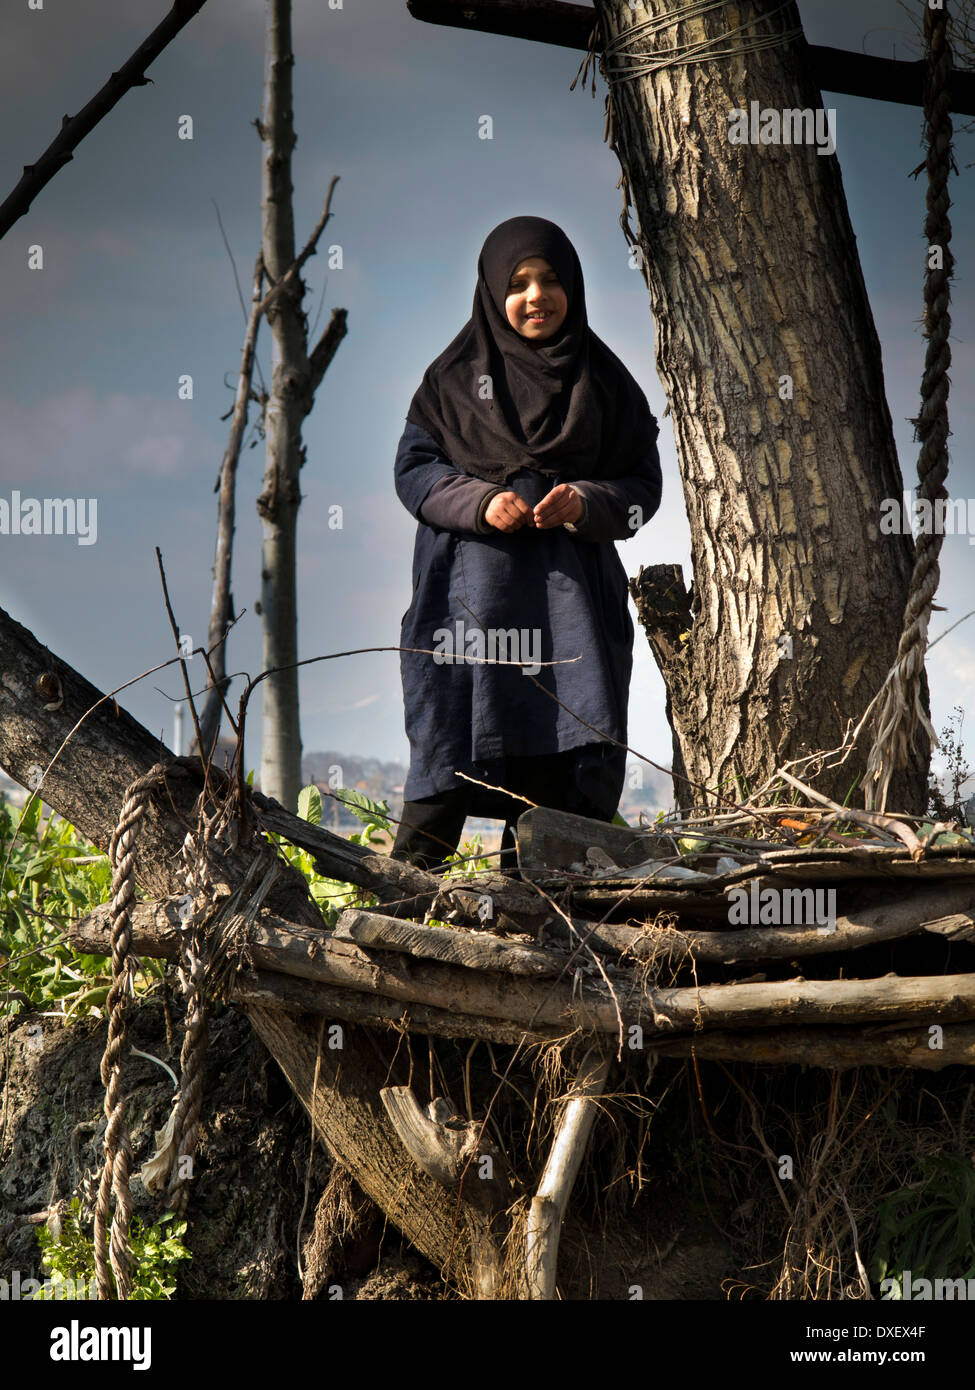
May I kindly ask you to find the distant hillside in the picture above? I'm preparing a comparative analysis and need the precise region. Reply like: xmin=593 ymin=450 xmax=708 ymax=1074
xmin=301 ymin=750 xmax=408 ymax=832
xmin=300 ymin=751 xmax=675 ymax=838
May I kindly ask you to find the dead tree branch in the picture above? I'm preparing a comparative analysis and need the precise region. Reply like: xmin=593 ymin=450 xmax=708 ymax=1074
xmin=0 ymin=0 xmax=211 ymax=239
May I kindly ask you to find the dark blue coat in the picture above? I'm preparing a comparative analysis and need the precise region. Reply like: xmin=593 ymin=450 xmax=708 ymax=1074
xmin=395 ymin=419 xmax=662 ymax=813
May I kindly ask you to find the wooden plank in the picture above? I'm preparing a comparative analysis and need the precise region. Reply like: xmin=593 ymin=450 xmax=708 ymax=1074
xmin=333 ymin=909 xmax=565 ymax=976
xmin=233 ymin=970 xmax=566 ymax=1045
xmin=558 ymin=883 xmax=975 ymax=965
xmin=524 ymin=1049 xmax=610 ymax=1300
xmin=228 ymin=974 xmax=975 ymax=1068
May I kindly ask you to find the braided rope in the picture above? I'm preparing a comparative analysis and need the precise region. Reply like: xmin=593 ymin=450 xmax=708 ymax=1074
xmin=93 ymin=753 xmax=290 ymax=1260
xmin=94 ymin=760 xmax=174 ymax=1300
xmin=164 ymin=825 xmax=213 ymax=1215
xmin=167 ymin=936 xmax=208 ymax=1216
xmin=163 ymin=804 xmax=282 ymax=1212
xmin=864 ymin=2 xmax=954 ymax=812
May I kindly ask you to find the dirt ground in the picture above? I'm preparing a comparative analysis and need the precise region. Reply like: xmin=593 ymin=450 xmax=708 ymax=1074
xmin=0 ymin=995 xmax=736 ymax=1300
xmin=0 ymin=1000 xmax=445 ymax=1300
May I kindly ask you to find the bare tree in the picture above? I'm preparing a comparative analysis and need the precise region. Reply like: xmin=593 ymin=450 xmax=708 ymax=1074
xmin=198 ymin=254 xmax=266 ymax=760
xmin=256 ymin=0 xmax=347 ymax=811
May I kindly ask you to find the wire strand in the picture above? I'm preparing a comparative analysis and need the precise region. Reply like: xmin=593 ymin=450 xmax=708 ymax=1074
xmin=601 ymin=0 xmax=802 ymax=82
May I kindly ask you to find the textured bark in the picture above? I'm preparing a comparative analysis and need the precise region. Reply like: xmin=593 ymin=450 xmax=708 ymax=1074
xmin=245 ymin=1009 xmax=496 ymax=1295
xmin=257 ymin=0 xmax=306 ymax=813
xmin=593 ymin=0 xmax=929 ymax=812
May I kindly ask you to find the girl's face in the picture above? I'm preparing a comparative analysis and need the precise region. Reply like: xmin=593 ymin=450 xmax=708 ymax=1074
xmin=504 ymin=257 xmax=568 ymax=342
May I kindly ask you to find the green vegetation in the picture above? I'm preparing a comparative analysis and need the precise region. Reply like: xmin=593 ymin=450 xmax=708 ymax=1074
xmin=0 ymin=793 xmax=162 ymax=1022
xmin=1 ymin=777 xmax=492 ymax=1022
xmin=31 ymin=1197 xmax=191 ymax=1301
xmin=870 ymin=1153 xmax=975 ymax=1296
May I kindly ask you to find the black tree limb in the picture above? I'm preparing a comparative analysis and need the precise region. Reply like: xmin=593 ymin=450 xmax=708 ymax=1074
xmin=0 ymin=0 xmax=211 ymax=240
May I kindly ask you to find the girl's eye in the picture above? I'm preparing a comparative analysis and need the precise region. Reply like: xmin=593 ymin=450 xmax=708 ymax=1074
xmin=509 ymin=276 xmax=560 ymax=291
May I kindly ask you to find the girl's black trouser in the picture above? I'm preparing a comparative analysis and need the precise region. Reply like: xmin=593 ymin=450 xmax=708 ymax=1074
xmin=390 ymin=744 xmax=623 ymax=874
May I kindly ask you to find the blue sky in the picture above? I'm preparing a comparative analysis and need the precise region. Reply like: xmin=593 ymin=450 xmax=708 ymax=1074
xmin=1 ymin=0 xmax=973 ymax=804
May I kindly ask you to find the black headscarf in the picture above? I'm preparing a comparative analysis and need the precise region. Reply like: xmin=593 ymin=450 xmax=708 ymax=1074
xmin=406 ymin=215 xmax=658 ymax=486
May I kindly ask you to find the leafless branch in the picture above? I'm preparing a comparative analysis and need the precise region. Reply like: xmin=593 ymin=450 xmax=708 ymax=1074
xmin=0 ymin=0 xmax=211 ymax=239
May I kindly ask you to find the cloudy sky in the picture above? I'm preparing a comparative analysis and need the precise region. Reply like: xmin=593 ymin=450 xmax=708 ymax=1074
xmin=1 ymin=0 xmax=973 ymax=807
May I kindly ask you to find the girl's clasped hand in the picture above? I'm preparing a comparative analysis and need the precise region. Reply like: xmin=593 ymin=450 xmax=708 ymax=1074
xmin=485 ymin=482 xmax=583 ymax=532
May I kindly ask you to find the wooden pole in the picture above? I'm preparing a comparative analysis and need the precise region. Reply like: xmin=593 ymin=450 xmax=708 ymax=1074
xmin=405 ymin=0 xmax=975 ymax=114
xmin=524 ymin=1049 xmax=611 ymax=1299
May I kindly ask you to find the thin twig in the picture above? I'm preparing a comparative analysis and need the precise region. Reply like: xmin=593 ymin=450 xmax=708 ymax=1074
xmin=155 ymin=549 xmax=206 ymax=771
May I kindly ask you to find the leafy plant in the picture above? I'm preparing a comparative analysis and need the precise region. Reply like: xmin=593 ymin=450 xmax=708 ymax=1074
xmin=268 ymin=784 xmax=394 ymax=926
xmin=869 ymin=1153 xmax=975 ymax=1296
xmin=1 ymin=795 xmax=163 ymax=1022
xmin=31 ymin=1197 xmax=191 ymax=1301
xmin=441 ymin=831 xmax=492 ymax=878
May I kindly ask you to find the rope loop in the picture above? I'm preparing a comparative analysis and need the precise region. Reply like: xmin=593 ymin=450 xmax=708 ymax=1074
xmin=598 ymin=0 xmax=802 ymax=83
xmin=95 ymin=759 xmax=177 ymax=1300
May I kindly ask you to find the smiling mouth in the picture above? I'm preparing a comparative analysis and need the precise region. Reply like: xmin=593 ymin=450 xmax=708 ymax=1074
xmin=525 ymin=311 xmax=553 ymax=323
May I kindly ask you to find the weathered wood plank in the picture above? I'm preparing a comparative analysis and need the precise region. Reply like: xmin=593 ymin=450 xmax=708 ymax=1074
xmin=524 ymin=1049 xmax=610 ymax=1300
xmin=626 ymin=883 xmax=975 ymax=964
xmin=230 ymin=975 xmax=975 ymax=1067
xmin=334 ymin=908 xmax=565 ymax=975
xmin=516 ymin=806 xmax=673 ymax=874
xmin=233 ymin=969 xmax=567 ymax=1045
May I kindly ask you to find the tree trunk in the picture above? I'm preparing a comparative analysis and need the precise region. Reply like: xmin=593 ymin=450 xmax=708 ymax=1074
xmin=255 ymin=0 xmax=348 ymax=812
xmin=593 ymin=0 xmax=930 ymax=812
xmin=258 ymin=0 xmax=309 ymax=812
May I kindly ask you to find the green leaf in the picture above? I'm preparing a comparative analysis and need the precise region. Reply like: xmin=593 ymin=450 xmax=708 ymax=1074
xmin=18 ymin=796 xmax=42 ymax=840
xmin=297 ymin=784 xmax=323 ymax=826
xmin=64 ymin=984 xmax=110 ymax=1018
xmin=333 ymin=787 xmax=391 ymax=830
xmin=21 ymin=852 xmax=56 ymax=881
xmin=932 ymin=830 xmax=974 ymax=848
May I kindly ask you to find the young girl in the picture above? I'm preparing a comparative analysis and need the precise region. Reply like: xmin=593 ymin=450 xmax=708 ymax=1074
xmin=391 ymin=215 xmax=661 ymax=874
